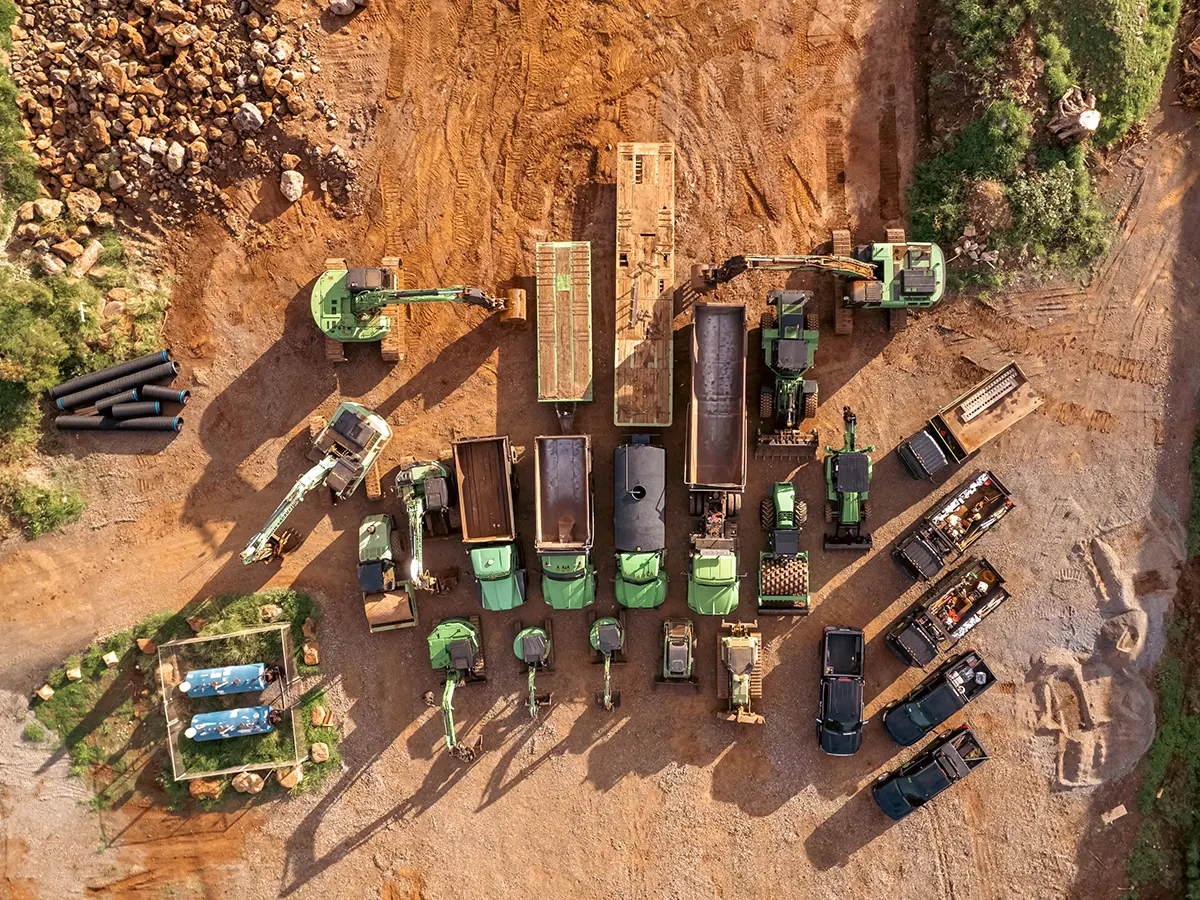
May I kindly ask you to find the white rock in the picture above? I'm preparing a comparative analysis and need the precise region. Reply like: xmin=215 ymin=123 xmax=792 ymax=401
xmin=234 ymin=101 xmax=265 ymax=132
xmin=280 ymin=169 xmax=303 ymax=202
xmin=166 ymin=141 xmax=186 ymax=173
xmin=328 ymin=0 xmax=356 ymax=13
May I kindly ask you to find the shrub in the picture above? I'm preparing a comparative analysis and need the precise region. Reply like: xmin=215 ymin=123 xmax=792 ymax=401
xmin=21 ymin=722 xmax=45 ymax=742
xmin=0 ymin=475 xmax=85 ymax=538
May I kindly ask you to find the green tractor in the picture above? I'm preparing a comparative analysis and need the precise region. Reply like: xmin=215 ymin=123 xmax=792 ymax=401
xmin=824 ymin=406 xmax=874 ymax=551
xmin=424 ymin=618 xmax=486 ymax=761
xmin=758 ymin=481 xmax=811 ymax=614
xmin=759 ymin=289 xmax=820 ymax=456
xmin=589 ymin=613 xmax=627 ymax=711
xmin=311 ymin=257 xmax=525 ymax=364
xmin=655 ymin=618 xmax=699 ymax=693
xmin=513 ymin=622 xmax=553 ymax=719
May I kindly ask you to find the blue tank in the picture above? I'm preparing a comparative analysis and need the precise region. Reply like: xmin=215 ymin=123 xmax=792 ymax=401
xmin=185 ymin=706 xmax=281 ymax=742
xmin=178 ymin=663 xmax=274 ymax=698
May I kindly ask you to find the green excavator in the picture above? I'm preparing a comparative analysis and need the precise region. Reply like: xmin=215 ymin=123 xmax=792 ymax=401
xmin=590 ymin=614 xmax=626 ymax=711
xmin=692 ymin=228 xmax=945 ymax=334
xmin=824 ymin=406 xmax=874 ymax=551
xmin=513 ymin=622 xmax=553 ymax=719
xmin=241 ymin=402 xmax=391 ymax=564
xmin=424 ymin=618 xmax=486 ymax=761
xmin=394 ymin=459 xmax=460 ymax=593
xmin=312 ymin=257 xmax=526 ymax=364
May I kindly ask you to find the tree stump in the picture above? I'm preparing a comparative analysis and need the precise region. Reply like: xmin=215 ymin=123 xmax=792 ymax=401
xmin=1048 ymin=86 xmax=1101 ymax=143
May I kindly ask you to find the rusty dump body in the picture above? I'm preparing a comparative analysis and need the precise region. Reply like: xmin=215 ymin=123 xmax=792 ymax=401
xmin=534 ymin=436 xmax=593 ymax=551
xmin=686 ymin=302 xmax=748 ymax=491
xmin=452 ymin=435 xmax=517 ymax=543
xmin=614 ymin=141 xmax=675 ymax=428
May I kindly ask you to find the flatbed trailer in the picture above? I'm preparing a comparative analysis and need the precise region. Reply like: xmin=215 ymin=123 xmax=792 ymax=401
xmin=886 ymin=558 xmax=1010 ymax=667
xmin=614 ymin=142 xmax=675 ymax=428
xmin=534 ymin=435 xmax=595 ymax=609
xmin=899 ymin=363 xmax=1043 ymax=479
xmin=894 ymin=470 xmax=1013 ymax=581
xmin=536 ymin=241 xmax=593 ymax=431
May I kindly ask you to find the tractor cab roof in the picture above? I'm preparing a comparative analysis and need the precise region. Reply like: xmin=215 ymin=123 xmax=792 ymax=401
xmin=346 ymin=267 xmax=396 ymax=293
xmin=666 ymin=640 xmax=690 ymax=674
xmin=836 ymin=452 xmax=870 ymax=493
xmin=448 ymin=638 xmax=477 ymax=672
xmin=771 ymin=528 xmax=801 ymax=556
xmin=724 ymin=642 xmax=757 ymax=675
xmin=357 ymin=560 xmax=387 ymax=594
xmin=776 ymin=338 xmax=812 ymax=373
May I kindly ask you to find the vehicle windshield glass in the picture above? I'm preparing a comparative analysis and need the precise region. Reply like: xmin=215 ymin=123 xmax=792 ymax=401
xmin=908 ymin=702 xmax=934 ymax=728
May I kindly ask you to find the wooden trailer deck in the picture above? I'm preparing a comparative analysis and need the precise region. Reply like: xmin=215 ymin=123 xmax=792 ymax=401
xmin=934 ymin=362 xmax=1043 ymax=457
xmin=536 ymin=242 xmax=593 ymax=403
xmin=614 ymin=142 xmax=675 ymax=428
xmin=452 ymin=436 xmax=515 ymax=543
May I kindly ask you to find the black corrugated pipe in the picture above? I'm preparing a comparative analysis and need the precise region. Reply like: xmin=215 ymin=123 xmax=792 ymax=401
xmin=94 ymin=389 xmax=139 ymax=411
xmin=47 ymin=350 xmax=170 ymax=400
xmin=56 ymin=361 xmax=179 ymax=410
xmin=140 ymin=385 xmax=190 ymax=405
xmin=110 ymin=401 xmax=161 ymax=418
xmin=55 ymin=415 xmax=183 ymax=432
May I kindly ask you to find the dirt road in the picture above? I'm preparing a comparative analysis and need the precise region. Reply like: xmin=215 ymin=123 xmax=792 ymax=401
xmin=1 ymin=0 xmax=1196 ymax=897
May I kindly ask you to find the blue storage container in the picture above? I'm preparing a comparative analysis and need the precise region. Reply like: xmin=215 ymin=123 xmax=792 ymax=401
xmin=185 ymin=705 xmax=281 ymax=742
xmin=178 ymin=663 xmax=275 ymax=697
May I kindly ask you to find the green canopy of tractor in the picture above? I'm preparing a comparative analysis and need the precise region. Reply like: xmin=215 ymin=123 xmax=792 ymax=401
xmin=541 ymin=552 xmax=596 ymax=610
xmin=469 ymin=545 xmax=524 ymax=611
xmin=615 ymin=551 xmax=667 ymax=608
xmin=688 ymin=555 xmax=740 ymax=616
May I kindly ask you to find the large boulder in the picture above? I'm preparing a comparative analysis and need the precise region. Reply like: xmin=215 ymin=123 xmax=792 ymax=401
xmin=188 ymin=778 xmax=222 ymax=800
xmin=65 ymin=189 xmax=101 ymax=218
xmin=231 ymin=771 xmax=265 ymax=794
xmin=234 ymin=102 xmax=265 ymax=133
xmin=311 ymin=742 xmax=330 ymax=763
xmin=280 ymin=169 xmax=303 ymax=202
xmin=276 ymin=765 xmax=303 ymax=789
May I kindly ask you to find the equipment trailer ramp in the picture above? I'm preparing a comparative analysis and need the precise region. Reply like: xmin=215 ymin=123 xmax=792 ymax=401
xmin=453 ymin=436 xmax=517 ymax=543
xmin=536 ymin=242 xmax=593 ymax=430
xmin=614 ymin=142 xmax=675 ymax=428
xmin=686 ymin=302 xmax=748 ymax=491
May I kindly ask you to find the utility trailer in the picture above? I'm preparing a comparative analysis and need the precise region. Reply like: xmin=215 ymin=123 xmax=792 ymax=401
xmin=886 ymin=558 xmax=1010 ymax=667
xmin=536 ymin=241 xmax=593 ymax=432
xmin=614 ymin=142 xmax=675 ymax=428
xmin=534 ymin=435 xmax=595 ymax=609
xmin=453 ymin=435 xmax=527 ymax=611
xmin=686 ymin=302 xmax=748 ymax=616
xmin=899 ymin=363 xmax=1043 ymax=479
xmin=614 ymin=436 xmax=668 ymax=608
xmin=894 ymin=470 xmax=1013 ymax=581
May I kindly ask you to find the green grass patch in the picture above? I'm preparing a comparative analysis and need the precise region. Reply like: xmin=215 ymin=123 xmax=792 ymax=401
xmin=21 ymin=721 xmax=45 ymax=742
xmin=296 ymin=687 xmax=340 ymax=795
xmin=0 ymin=472 xmax=84 ymax=537
xmin=34 ymin=594 xmax=328 ymax=814
xmin=0 ymin=0 xmax=38 ymax=214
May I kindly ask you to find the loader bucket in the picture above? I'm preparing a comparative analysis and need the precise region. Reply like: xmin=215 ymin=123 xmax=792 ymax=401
xmin=756 ymin=430 xmax=819 ymax=459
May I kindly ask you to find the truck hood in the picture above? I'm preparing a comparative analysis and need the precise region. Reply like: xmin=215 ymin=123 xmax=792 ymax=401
xmin=470 ymin=545 xmax=516 ymax=580
xmin=618 ymin=551 xmax=662 ymax=584
xmin=542 ymin=569 xmax=595 ymax=610
xmin=873 ymin=779 xmax=915 ymax=820
xmin=688 ymin=579 xmax=740 ymax=616
xmin=542 ymin=552 xmax=589 ymax=579
xmin=615 ymin=571 xmax=667 ymax=608
xmin=477 ymin=569 xmax=526 ymax=611
xmin=691 ymin=554 xmax=737 ymax=587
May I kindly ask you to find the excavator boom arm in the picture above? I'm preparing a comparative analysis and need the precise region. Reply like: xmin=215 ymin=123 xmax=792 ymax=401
xmin=405 ymin=492 xmax=427 ymax=587
xmin=441 ymin=675 xmax=459 ymax=751
xmin=707 ymin=254 xmax=875 ymax=287
xmin=239 ymin=455 xmax=338 ymax=564
xmin=352 ymin=286 xmax=503 ymax=315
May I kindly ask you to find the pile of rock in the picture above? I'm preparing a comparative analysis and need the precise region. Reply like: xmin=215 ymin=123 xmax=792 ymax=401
xmin=8 ymin=0 xmax=317 ymax=217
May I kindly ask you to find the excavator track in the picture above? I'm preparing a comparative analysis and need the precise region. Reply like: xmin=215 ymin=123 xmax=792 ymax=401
xmin=469 ymin=615 xmax=486 ymax=678
xmin=380 ymin=305 xmax=404 ymax=362
xmin=750 ymin=643 xmax=764 ymax=699
xmin=832 ymin=229 xmax=854 ymax=336
xmin=364 ymin=460 xmax=382 ymax=500
xmin=889 ymin=307 xmax=908 ymax=331
xmin=324 ymin=336 xmax=346 ymax=363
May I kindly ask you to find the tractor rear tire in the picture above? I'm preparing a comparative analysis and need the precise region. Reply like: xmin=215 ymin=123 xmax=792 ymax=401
xmin=728 ymin=493 xmax=741 ymax=519
xmin=824 ymin=501 xmax=834 ymax=523
xmin=795 ymin=500 xmax=808 ymax=528
xmin=806 ymin=312 xmax=819 ymax=333
xmin=760 ymin=311 xmax=777 ymax=331
xmin=860 ymin=501 xmax=870 ymax=522
xmin=759 ymin=385 xmax=774 ymax=419
xmin=805 ymin=390 xmax=818 ymax=420
xmin=760 ymin=498 xmax=776 ymax=531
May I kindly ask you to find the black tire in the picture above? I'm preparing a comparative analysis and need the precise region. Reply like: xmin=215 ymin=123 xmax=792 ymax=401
xmin=760 ymin=498 xmax=776 ymax=531
xmin=760 ymin=310 xmax=777 ymax=331
xmin=759 ymin=385 xmax=773 ymax=420
xmin=806 ymin=312 xmax=819 ymax=332
xmin=824 ymin=501 xmax=834 ymax=523
xmin=860 ymin=500 xmax=870 ymax=522
xmin=689 ymin=493 xmax=702 ymax=517
xmin=805 ymin=390 xmax=818 ymax=420
xmin=795 ymin=500 xmax=808 ymax=528
xmin=728 ymin=493 xmax=741 ymax=518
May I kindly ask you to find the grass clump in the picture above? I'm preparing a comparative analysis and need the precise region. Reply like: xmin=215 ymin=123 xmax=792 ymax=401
xmin=0 ymin=473 xmax=84 ymax=537
xmin=21 ymin=721 xmax=45 ymax=742
xmin=297 ymin=688 xmax=341 ymax=796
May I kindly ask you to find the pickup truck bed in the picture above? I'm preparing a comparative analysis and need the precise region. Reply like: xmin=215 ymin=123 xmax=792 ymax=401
xmin=894 ymin=470 xmax=1013 ymax=580
xmin=822 ymin=627 xmax=864 ymax=676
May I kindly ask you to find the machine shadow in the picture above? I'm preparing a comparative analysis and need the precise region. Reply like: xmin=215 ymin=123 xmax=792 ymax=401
xmin=804 ymin=783 xmax=896 ymax=870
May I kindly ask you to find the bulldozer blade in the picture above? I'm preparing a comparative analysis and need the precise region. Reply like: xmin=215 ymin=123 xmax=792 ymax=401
xmin=824 ymin=534 xmax=873 ymax=552
xmin=756 ymin=432 xmax=819 ymax=459
xmin=756 ymin=603 xmax=812 ymax=616
xmin=718 ymin=709 xmax=765 ymax=726
xmin=364 ymin=460 xmax=382 ymax=500
xmin=654 ymin=678 xmax=701 ymax=694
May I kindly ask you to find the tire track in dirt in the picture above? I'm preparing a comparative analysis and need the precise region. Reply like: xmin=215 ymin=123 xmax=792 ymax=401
xmin=878 ymin=84 xmax=900 ymax=221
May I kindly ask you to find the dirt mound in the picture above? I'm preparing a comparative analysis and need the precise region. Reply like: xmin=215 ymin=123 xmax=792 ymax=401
xmin=964 ymin=178 xmax=1013 ymax=235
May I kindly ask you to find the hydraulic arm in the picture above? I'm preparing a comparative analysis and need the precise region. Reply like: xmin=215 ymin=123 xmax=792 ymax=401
xmin=699 ymin=254 xmax=875 ymax=289
xmin=440 ymin=675 xmax=461 ymax=753
xmin=240 ymin=455 xmax=337 ymax=564
xmin=349 ymin=286 xmax=503 ymax=317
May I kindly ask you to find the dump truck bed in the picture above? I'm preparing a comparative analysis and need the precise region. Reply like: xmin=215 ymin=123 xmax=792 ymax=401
xmin=536 ymin=241 xmax=593 ymax=403
xmin=452 ymin=435 xmax=516 ymax=543
xmin=930 ymin=363 xmax=1042 ymax=460
xmin=614 ymin=142 xmax=675 ymax=428
xmin=686 ymin=302 xmax=748 ymax=490
xmin=534 ymin=435 xmax=593 ymax=550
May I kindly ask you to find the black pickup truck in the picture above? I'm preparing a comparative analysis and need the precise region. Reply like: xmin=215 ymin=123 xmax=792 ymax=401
xmin=886 ymin=558 xmax=1010 ymax=668
xmin=873 ymin=725 xmax=989 ymax=820
xmin=893 ymin=471 xmax=1013 ymax=581
xmin=882 ymin=650 xmax=995 ymax=745
xmin=816 ymin=626 xmax=865 ymax=756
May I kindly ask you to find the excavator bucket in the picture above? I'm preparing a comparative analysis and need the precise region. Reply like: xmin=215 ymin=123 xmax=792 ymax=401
xmin=500 ymin=288 xmax=527 ymax=325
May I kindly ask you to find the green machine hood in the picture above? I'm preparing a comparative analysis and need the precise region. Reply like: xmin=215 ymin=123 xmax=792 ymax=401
xmin=470 ymin=545 xmax=526 ymax=611
xmin=688 ymin=554 xmax=740 ymax=616
xmin=541 ymin=553 xmax=596 ymax=610
xmin=615 ymin=551 xmax=667 ymax=608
